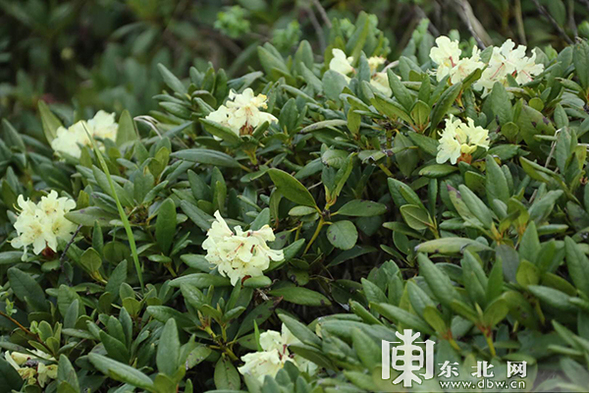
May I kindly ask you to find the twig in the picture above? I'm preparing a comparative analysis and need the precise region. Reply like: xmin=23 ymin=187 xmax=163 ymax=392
xmin=529 ymin=128 xmax=561 ymax=203
xmin=452 ymin=0 xmax=491 ymax=49
xmin=0 ymin=310 xmax=54 ymax=354
xmin=531 ymin=0 xmax=573 ymax=44
xmin=414 ymin=5 xmax=439 ymax=37
xmin=307 ymin=7 xmax=326 ymax=53
xmin=60 ymin=224 xmax=82 ymax=286
xmin=514 ymin=0 xmax=527 ymax=45
xmin=311 ymin=0 xmax=331 ymax=28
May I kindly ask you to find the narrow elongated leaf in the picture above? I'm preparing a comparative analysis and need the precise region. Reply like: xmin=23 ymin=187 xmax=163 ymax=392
xmin=172 ymin=149 xmax=241 ymax=168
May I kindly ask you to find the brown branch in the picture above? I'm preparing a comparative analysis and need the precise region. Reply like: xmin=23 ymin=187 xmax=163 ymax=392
xmin=531 ymin=0 xmax=573 ymax=44
xmin=311 ymin=0 xmax=332 ymax=28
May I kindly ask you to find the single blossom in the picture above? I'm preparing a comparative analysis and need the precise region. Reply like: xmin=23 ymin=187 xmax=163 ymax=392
xmin=436 ymin=115 xmax=490 ymax=165
xmin=329 ymin=48 xmax=354 ymax=81
xmin=474 ymin=39 xmax=544 ymax=96
xmin=429 ymin=36 xmax=462 ymax=81
xmin=238 ymin=324 xmax=317 ymax=381
xmin=11 ymin=190 xmax=77 ymax=260
xmin=367 ymin=56 xmax=386 ymax=74
xmin=51 ymin=110 xmax=118 ymax=158
xmin=4 ymin=350 xmax=58 ymax=387
xmin=370 ymin=72 xmax=392 ymax=96
xmin=202 ymin=211 xmax=283 ymax=285
xmin=204 ymin=88 xmax=277 ymax=137
xmin=449 ymin=47 xmax=484 ymax=84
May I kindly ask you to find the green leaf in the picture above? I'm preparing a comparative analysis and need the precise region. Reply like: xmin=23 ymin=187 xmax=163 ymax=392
xmin=326 ymin=220 xmax=358 ymax=250
xmin=0 ymin=251 xmax=24 ymax=265
xmin=528 ymin=285 xmax=577 ymax=312
xmin=269 ymin=287 xmax=331 ymax=306
xmin=488 ymin=82 xmax=512 ymax=125
xmin=200 ymin=118 xmax=241 ymax=145
xmin=180 ymin=201 xmax=213 ymax=232
xmin=7 ymin=267 xmax=48 ymax=312
xmin=157 ymin=318 xmax=180 ymax=376
xmin=417 ymin=253 xmax=460 ymax=308
xmin=2 ymin=119 xmax=25 ymax=151
xmin=158 ymin=63 xmax=187 ymax=95
xmin=268 ymin=168 xmax=317 ymax=208
xmin=214 ymin=356 xmax=241 ymax=390
xmin=429 ymin=82 xmax=462 ymax=132
xmin=415 ymin=237 xmax=491 ymax=254
xmin=88 ymin=353 xmax=155 ymax=391
xmin=565 ymin=237 xmax=589 ymax=298
xmin=573 ymin=40 xmax=589 ymax=91
xmin=388 ymin=69 xmax=413 ymax=112
xmin=352 ymin=328 xmax=381 ymax=371
xmin=277 ymin=312 xmax=321 ymax=347
xmin=336 ymin=200 xmax=387 ymax=217
xmin=57 ymin=355 xmax=80 ymax=392
xmin=485 ymin=156 xmax=510 ymax=204
xmin=172 ymin=149 xmax=241 ymax=168
xmin=156 ymin=198 xmax=177 ymax=254
xmin=370 ymin=303 xmax=434 ymax=335
xmin=419 ymin=164 xmax=458 ymax=178
xmin=169 ymin=273 xmax=231 ymax=288
xmin=0 ymin=356 xmax=23 ymax=391
xmin=422 ymin=306 xmax=447 ymax=334
xmin=400 ymin=204 xmax=432 ymax=231
xmin=483 ymin=299 xmax=509 ymax=327
xmin=458 ymin=185 xmax=493 ymax=229
xmin=80 ymin=248 xmax=102 ymax=273
xmin=116 ymin=110 xmax=139 ymax=146
xmin=38 ymin=100 xmax=63 ymax=143
xmin=371 ymin=93 xmax=413 ymax=124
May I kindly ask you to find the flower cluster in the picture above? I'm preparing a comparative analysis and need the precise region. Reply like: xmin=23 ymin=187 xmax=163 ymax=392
xmin=51 ymin=110 xmax=118 ymax=158
xmin=238 ymin=324 xmax=317 ymax=381
xmin=205 ymin=88 xmax=278 ymax=137
xmin=437 ymin=115 xmax=490 ymax=165
xmin=4 ymin=350 xmax=58 ymax=387
xmin=429 ymin=36 xmax=544 ymax=96
xmin=202 ymin=211 xmax=283 ymax=285
xmin=11 ymin=190 xmax=77 ymax=259
xmin=329 ymin=49 xmax=392 ymax=96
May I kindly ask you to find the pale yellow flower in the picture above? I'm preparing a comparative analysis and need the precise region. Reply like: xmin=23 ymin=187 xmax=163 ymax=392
xmin=205 ymin=88 xmax=277 ymax=137
xmin=474 ymin=39 xmax=543 ymax=96
xmin=329 ymin=48 xmax=354 ymax=81
xmin=4 ymin=350 xmax=57 ymax=387
xmin=11 ymin=191 xmax=76 ymax=259
xmin=449 ymin=47 xmax=484 ymax=84
xmin=50 ymin=111 xmax=118 ymax=158
xmin=367 ymin=56 xmax=386 ymax=74
xmin=429 ymin=36 xmax=462 ymax=81
xmin=370 ymin=72 xmax=392 ymax=96
xmin=437 ymin=115 xmax=489 ymax=165
xmin=88 ymin=110 xmax=118 ymax=141
xmin=202 ymin=211 xmax=283 ymax=285
xmin=238 ymin=324 xmax=317 ymax=382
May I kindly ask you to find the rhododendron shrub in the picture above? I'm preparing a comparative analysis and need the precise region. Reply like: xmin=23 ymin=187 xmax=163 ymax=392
xmin=1 ymin=12 xmax=589 ymax=393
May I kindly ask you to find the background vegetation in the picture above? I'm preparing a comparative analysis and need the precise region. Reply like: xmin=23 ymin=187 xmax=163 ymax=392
xmin=1 ymin=1 xmax=589 ymax=392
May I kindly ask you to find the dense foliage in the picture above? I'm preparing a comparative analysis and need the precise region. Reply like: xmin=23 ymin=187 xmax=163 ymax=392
xmin=2 ymin=3 xmax=589 ymax=393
